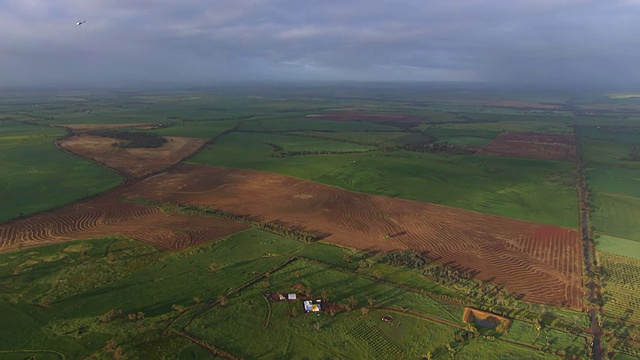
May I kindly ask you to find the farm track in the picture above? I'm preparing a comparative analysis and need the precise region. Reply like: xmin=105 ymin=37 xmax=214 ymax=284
xmin=118 ymin=164 xmax=584 ymax=307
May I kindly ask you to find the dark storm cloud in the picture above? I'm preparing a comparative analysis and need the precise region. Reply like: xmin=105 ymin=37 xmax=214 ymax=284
xmin=1 ymin=0 xmax=639 ymax=86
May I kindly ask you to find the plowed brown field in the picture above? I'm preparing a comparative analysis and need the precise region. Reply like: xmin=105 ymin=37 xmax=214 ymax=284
xmin=477 ymin=132 xmax=576 ymax=161
xmin=119 ymin=164 xmax=583 ymax=307
xmin=0 ymin=196 xmax=249 ymax=251
xmin=57 ymin=135 xmax=208 ymax=178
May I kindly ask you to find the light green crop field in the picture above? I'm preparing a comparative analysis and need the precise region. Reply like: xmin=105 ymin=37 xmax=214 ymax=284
xmin=582 ymin=140 xmax=640 ymax=169
xmin=591 ymin=192 xmax=640 ymax=242
xmin=191 ymin=132 xmax=578 ymax=227
xmin=579 ymin=125 xmax=640 ymax=144
xmin=588 ymin=165 xmax=640 ymax=197
xmin=597 ymin=234 xmax=640 ymax=259
xmin=289 ymin=130 xmax=411 ymax=145
xmin=237 ymin=117 xmax=401 ymax=132
xmin=148 ymin=119 xmax=241 ymax=138
xmin=0 ymin=121 xmax=122 ymax=222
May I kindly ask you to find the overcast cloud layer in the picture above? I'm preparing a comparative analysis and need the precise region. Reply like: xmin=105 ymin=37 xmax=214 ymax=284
xmin=1 ymin=0 xmax=639 ymax=87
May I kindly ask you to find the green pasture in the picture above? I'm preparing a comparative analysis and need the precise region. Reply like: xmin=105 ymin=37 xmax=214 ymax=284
xmin=290 ymin=130 xmax=410 ymax=146
xmin=578 ymin=125 xmax=640 ymax=144
xmin=588 ymin=165 xmax=640 ymax=197
xmin=422 ymin=127 xmax=500 ymax=146
xmin=192 ymin=134 xmax=578 ymax=227
xmin=237 ymin=117 xmax=401 ymax=132
xmin=0 ymin=230 xmax=328 ymax=358
xmin=148 ymin=119 xmax=241 ymax=138
xmin=186 ymin=259 xmax=564 ymax=359
xmin=597 ymin=234 xmax=640 ymax=259
xmin=0 ymin=121 xmax=122 ymax=222
xmin=575 ymin=116 xmax=640 ymax=127
xmin=591 ymin=192 xmax=640 ymax=242
xmin=582 ymin=140 xmax=640 ymax=168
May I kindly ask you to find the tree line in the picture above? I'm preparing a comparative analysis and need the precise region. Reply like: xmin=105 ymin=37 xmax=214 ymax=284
xmin=90 ymin=130 xmax=167 ymax=148
xmin=141 ymin=200 xmax=320 ymax=243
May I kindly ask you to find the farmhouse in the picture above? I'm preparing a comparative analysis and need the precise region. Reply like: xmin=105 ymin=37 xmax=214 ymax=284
xmin=303 ymin=300 xmax=322 ymax=313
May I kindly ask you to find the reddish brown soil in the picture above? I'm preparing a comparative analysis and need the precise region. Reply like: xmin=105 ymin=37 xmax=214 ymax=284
xmin=306 ymin=112 xmax=424 ymax=125
xmin=118 ymin=164 xmax=583 ymax=307
xmin=57 ymin=135 xmax=208 ymax=178
xmin=476 ymin=132 xmax=576 ymax=161
xmin=0 ymin=196 xmax=249 ymax=251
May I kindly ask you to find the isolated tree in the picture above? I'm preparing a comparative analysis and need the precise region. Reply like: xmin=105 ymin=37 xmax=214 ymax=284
xmin=361 ymin=307 xmax=369 ymax=316
xmin=295 ymin=270 xmax=301 ymax=278
xmin=343 ymin=254 xmax=352 ymax=263
xmin=367 ymin=297 xmax=376 ymax=307
xmin=171 ymin=304 xmax=186 ymax=312
xmin=218 ymin=295 xmax=228 ymax=307
xmin=193 ymin=296 xmax=202 ymax=304
xmin=208 ymin=262 xmax=219 ymax=273
xmin=347 ymin=296 xmax=358 ymax=309
xmin=373 ymin=270 xmax=383 ymax=279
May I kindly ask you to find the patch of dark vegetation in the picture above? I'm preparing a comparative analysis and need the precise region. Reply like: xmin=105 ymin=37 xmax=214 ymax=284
xmin=627 ymin=146 xmax=640 ymax=161
xmin=398 ymin=141 xmax=472 ymax=155
xmin=378 ymin=250 xmax=430 ymax=269
xmin=91 ymin=130 xmax=167 ymax=148
xmin=130 ymin=198 xmax=322 ymax=242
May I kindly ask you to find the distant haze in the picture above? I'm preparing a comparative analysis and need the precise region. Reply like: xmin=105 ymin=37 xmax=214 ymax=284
xmin=1 ymin=0 xmax=639 ymax=88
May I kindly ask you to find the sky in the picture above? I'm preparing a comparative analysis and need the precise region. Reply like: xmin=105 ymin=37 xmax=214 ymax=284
xmin=1 ymin=0 xmax=639 ymax=87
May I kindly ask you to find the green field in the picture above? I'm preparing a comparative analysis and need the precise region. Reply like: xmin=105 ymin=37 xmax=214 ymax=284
xmin=149 ymin=119 xmax=241 ymax=138
xmin=0 ymin=120 xmax=122 ymax=222
xmin=591 ymin=192 xmax=640 ymax=241
xmin=588 ymin=165 xmax=640 ymax=197
xmin=290 ymin=130 xmax=411 ymax=146
xmin=237 ymin=117 xmax=402 ymax=132
xmin=191 ymin=132 xmax=578 ymax=227
xmin=582 ymin=140 xmax=640 ymax=169
xmin=579 ymin=125 xmax=640 ymax=144
xmin=422 ymin=127 xmax=500 ymax=146
xmin=597 ymin=234 xmax=640 ymax=259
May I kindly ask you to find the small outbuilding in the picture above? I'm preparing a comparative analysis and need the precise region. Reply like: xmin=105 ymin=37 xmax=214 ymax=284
xmin=287 ymin=293 xmax=297 ymax=301
xmin=303 ymin=300 xmax=322 ymax=313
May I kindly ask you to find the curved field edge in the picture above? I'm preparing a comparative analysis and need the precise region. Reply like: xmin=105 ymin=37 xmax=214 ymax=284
xmin=0 ymin=122 xmax=123 ymax=223
xmin=188 ymin=131 xmax=579 ymax=228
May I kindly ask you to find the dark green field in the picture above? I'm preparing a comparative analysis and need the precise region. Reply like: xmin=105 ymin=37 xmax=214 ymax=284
xmin=0 ymin=120 xmax=122 ymax=222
